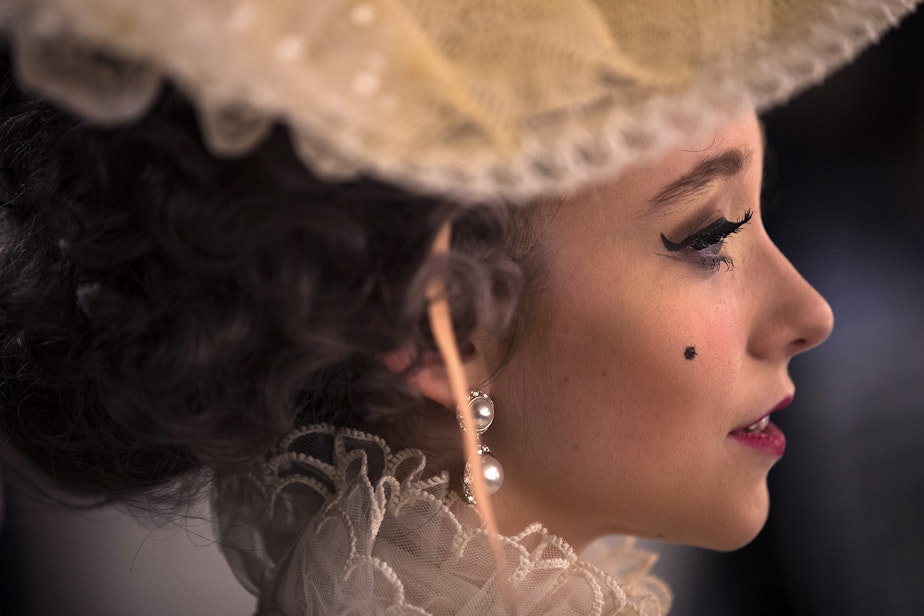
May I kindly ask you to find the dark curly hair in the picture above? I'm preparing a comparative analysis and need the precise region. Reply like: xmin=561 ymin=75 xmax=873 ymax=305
xmin=0 ymin=48 xmax=522 ymax=507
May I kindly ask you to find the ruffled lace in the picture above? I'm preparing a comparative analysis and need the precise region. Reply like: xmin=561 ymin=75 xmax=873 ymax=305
xmin=2 ymin=1 xmax=920 ymax=202
xmin=214 ymin=424 xmax=671 ymax=616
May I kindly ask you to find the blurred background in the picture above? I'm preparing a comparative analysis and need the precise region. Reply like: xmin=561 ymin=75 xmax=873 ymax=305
xmin=2 ymin=7 xmax=922 ymax=616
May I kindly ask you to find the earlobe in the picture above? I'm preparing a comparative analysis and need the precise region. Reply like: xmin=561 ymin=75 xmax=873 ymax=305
xmin=405 ymin=357 xmax=456 ymax=410
xmin=383 ymin=342 xmax=493 ymax=411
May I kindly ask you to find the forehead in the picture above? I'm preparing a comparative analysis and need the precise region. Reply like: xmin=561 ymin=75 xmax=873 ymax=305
xmin=563 ymin=111 xmax=763 ymax=215
xmin=626 ymin=113 xmax=762 ymax=201
xmin=519 ymin=112 xmax=763 ymax=252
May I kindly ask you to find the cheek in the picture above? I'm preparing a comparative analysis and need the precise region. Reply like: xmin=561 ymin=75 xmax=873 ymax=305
xmin=523 ymin=281 xmax=749 ymax=489
xmin=502 ymin=229 xmax=747 ymax=424
xmin=608 ymin=307 xmax=742 ymax=451
xmin=647 ymin=294 xmax=746 ymax=420
xmin=492 ymin=283 xmax=751 ymax=530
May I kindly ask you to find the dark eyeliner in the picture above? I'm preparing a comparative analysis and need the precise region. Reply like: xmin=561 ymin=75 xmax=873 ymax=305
xmin=660 ymin=209 xmax=753 ymax=271
xmin=660 ymin=210 xmax=752 ymax=253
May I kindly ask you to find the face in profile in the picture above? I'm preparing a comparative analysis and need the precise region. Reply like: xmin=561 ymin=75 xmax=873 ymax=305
xmin=481 ymin=110 xmax=833 ymax=551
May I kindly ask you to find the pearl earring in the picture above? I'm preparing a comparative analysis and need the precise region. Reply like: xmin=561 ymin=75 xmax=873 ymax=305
xmin=460 ymin=391 xmax=504 ymax=504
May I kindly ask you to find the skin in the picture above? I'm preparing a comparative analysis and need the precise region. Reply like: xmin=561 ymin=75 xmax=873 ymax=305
xmin=488 ymin=110 xmax=834 ymax=551
xmin=413 ymin=113 xmax=833 ymax=550
xmin=415 ymin=110 xmax=833 ymax=552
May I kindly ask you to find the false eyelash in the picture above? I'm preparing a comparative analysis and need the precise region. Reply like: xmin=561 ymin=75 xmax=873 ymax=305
xmin=660 ymin=209 xmax=753 ymax=271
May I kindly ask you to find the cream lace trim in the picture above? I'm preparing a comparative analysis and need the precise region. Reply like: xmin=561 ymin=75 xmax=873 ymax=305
xmin=2 ymin=1 xmax=920 ymax=202
xmin=213 ymin=424 xmax=672 ymax=615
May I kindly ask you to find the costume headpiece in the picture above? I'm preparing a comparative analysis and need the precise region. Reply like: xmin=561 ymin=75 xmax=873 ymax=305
xmin=2 ymin=0 xmax=919 ymax=202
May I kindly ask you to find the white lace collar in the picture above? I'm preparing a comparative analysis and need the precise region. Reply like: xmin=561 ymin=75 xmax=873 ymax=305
xmin=214 ymin=424 xmax=672 ymax=615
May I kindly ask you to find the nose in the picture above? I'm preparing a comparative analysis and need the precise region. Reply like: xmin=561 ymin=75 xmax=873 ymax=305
xmin=748 ymin=238 xmax=834 ymax=360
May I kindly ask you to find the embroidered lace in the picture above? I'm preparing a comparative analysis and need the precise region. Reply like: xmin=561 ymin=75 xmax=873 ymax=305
xmin=2 ymin=1 xmax=920 ymax=202
xmin=214 ymin=424 xmax=672 ymax=615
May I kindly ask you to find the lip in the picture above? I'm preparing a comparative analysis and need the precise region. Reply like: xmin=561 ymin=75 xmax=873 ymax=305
xmin=729 ymin=421 xmax=786 ymax=457
xmin=728 ymin=394 xmax=793 ymax=458
xmin=733 ymin=395 xmax=793 ymax=432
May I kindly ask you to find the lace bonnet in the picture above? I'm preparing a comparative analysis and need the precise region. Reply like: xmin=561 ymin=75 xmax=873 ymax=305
xmin=1 ymin=0 xmax=919 ymax=203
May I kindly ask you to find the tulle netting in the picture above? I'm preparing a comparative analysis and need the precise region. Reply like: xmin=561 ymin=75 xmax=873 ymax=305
xmin=2 ymin=0 xmax=920 ymax=202
xmin=214 ymin=424 xmax=672 ymax=615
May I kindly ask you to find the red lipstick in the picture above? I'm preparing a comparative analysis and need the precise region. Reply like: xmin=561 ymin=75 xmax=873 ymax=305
xmin=729 ymin=396 xmax=792 ymax=457
xmin=729 ymin=422 xmax=786 ymax=457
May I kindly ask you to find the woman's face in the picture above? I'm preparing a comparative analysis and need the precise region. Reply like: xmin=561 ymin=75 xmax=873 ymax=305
xmin=485 ymin=111 xmax=833 ymax=550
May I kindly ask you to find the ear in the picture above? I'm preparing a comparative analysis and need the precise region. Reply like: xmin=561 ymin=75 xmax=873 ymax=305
xmin=383 ymin=338 xmax=494 ymax=410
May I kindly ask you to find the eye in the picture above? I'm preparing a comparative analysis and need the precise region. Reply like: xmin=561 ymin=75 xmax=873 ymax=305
xmin=660 ymin=210 xmax=753 ymax=271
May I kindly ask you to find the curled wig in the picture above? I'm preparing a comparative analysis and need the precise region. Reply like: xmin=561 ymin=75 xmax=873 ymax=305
xmin=0 ymin=49 xmax=522 ymax=506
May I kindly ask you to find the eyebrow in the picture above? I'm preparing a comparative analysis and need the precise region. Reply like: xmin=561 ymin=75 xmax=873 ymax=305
xmin=649 ymin=147 xmax=752 ymax=208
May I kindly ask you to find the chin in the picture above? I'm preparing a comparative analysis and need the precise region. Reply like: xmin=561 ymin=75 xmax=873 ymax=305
xmin=665 ymin=486 xmax=771 ymax=551
xmin=704 ymin=488 xmax=772 ymax=551
xmin=705 ymin=522 xmax=766 ymax=552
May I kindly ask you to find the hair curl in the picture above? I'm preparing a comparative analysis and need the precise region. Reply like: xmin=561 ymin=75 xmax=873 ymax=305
xmin=0 ymin=49 xmax=522 ymax=506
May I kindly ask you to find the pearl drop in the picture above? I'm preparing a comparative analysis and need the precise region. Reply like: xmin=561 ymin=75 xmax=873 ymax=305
xmin=468 ymin=394 xmax=494 ymax=433
xmin=480 ymin=453 xmax=504 ymax=494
